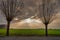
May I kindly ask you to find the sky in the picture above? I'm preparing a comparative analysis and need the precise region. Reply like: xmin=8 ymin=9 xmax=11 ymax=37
xmin=0 ymin=0 xmax=60 ymax=29
xmin=10 ymin=13 xmax=60 ymax=29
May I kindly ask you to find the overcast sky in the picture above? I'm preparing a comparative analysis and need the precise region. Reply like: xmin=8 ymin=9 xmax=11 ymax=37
xmin=0 ymin=0 xmax=60 ymax=29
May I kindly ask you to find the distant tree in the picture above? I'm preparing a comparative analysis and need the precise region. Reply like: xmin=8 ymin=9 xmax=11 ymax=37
xmin=0 ymin=0 xmax=25 ymax=36
xmin=38 ymin=0 xmax=59 ymax=36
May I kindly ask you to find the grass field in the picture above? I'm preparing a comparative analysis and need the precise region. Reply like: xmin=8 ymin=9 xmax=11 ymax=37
xmin=0 ymin=29 xmax=60 ymax=36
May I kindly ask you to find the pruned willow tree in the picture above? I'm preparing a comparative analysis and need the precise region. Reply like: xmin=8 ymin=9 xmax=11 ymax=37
xmin=0 ymin=0 xmax=23 ymax=36
xmin=38 ymin=0 xmax=59 ymax=36
xmin=0 ymin=0 xmax=34 ymax=36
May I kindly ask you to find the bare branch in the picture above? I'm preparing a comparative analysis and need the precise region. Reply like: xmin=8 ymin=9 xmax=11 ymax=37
xmin=38 ymin=0 xmax=59 ymax=25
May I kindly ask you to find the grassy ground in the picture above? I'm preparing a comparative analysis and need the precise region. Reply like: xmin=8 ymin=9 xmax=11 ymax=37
xmin=0 ymin=29 xmax=60 ymax=36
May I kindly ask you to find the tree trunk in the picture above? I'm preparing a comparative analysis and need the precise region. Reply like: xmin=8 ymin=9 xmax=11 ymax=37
xmin=45 ymin=24 xmax=48 ymax=37
xmin=6 ymin=21 xmax=10 ymax=36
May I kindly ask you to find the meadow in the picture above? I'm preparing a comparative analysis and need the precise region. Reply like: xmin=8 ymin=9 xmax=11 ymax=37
xmin=0 ymin=29 xmax=60 ymax=36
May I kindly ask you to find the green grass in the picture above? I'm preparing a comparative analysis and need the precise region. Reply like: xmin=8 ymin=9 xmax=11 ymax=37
xmin=0 ymin=29 xmax=60 ymax=36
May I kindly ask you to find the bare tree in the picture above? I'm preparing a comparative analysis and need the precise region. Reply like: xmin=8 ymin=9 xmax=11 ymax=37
xmin=0 ymin=0 xmax=36 ymax=36
xmin=0 ymin=0 xmax=25 ymax=36
xmin=38 ymin=0 xmax=59 ymax=36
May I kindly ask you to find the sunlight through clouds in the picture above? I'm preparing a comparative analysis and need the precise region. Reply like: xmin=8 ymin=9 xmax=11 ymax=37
xmin=23 ymin=18 xmax=42 ymax=23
